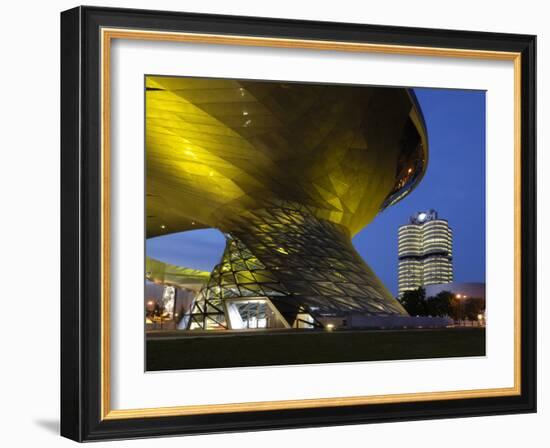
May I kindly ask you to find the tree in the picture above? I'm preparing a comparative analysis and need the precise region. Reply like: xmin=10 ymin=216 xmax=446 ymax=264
xmin=400 ymin=287 xmax=427 ymax=316
xmin=449 ymin=294 xmax=463 ymax=322
xmin=426 ymin=290 xmax=453 ymax=317
xmin=447 ymin=295 xmax=485 ymax=323
xmin=464 ymin=297 xmax=485 ymax=322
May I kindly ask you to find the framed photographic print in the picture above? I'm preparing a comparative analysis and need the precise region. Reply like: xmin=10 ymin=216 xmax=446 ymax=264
xmin=60 ymin=6 xmax=536 ymax=442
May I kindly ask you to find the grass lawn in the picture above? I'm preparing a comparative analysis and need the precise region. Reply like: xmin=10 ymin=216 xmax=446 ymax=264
xmin=146 ymin=327 xmax=485 ymax=371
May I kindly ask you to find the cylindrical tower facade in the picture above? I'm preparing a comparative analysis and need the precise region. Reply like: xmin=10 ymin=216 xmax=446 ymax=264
xmin=398 ymin=210 xmax=453 ymax=296
xmin=421 ymin=219 xmax=453 ymax=285
xmin=398 ymin=225 xmax=423 ymax=295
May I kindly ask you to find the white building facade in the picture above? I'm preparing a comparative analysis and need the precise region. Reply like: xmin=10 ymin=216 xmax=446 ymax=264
xmin=398 ymin=210 xmax=453 ymax=296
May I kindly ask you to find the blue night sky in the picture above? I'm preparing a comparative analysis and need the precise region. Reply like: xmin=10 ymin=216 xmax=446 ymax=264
xmin=146 ymin=87 xmax=486 ymax=296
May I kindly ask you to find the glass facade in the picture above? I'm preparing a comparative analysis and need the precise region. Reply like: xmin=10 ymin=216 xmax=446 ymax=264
xmin=398 ymin=210 xmax=453 ymax=296
xmin=186 ymin=203 xmax=408 ymax=330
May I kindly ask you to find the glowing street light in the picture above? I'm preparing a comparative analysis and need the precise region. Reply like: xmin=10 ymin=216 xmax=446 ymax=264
xmin=454 ymin=294 xmax=466 ymax=325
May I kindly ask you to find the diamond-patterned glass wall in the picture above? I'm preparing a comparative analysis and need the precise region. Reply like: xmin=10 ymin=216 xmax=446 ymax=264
xmin=186 ymin=202 xmax=406 ymax=329
xmin=185 ymin=224 xmax=322 ymax=330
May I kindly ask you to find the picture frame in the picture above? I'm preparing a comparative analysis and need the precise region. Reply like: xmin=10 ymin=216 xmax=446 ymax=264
xmin=60 ymin=5 xmax=536 ymax=442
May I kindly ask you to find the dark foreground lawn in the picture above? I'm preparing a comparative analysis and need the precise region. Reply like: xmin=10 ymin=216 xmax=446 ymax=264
xmin=146 ymin=327 xmax=485 ymax=371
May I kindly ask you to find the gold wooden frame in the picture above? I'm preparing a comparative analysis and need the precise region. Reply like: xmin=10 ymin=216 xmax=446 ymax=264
xmin=99 ymin=28 xmax=522 ymax=421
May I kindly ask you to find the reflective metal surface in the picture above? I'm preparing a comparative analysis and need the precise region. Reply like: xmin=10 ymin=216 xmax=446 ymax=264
xmin=146 ymin=76 xmax=428 ymax=326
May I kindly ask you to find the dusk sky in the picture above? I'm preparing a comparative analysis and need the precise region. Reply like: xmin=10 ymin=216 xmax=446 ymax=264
xmin=146 ymin=87 xmax=486 ymax=296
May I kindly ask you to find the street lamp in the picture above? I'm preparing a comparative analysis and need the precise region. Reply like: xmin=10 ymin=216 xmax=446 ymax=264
xmin=455 ymin=293 xmax=466 ymax=325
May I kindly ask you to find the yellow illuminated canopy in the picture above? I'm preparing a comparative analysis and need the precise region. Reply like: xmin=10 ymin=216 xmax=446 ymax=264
xmin=145 ymin=76 xmax=429 ymax=328
xmin=146 ymin=257 xmax=209 ymax=290
xmin=146 ymin=76 xmax=427 ymax=238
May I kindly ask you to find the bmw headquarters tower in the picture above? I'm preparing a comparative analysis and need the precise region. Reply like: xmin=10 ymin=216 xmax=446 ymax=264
xmin=145 ymin=76 xmax=429 ymax=330
xmin=398 ymin=210 xmax=454 ymax=297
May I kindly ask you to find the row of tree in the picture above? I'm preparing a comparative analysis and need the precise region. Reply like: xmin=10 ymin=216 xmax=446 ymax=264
xmin=399 ymin=287 xmax=485 ymax=322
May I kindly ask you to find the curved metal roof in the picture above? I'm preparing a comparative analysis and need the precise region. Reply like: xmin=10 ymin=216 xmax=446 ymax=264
xmin=145 ymin=257 xmax=209 ymax=290
xmin=145 ymin=76 xmax=428 ymax=239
